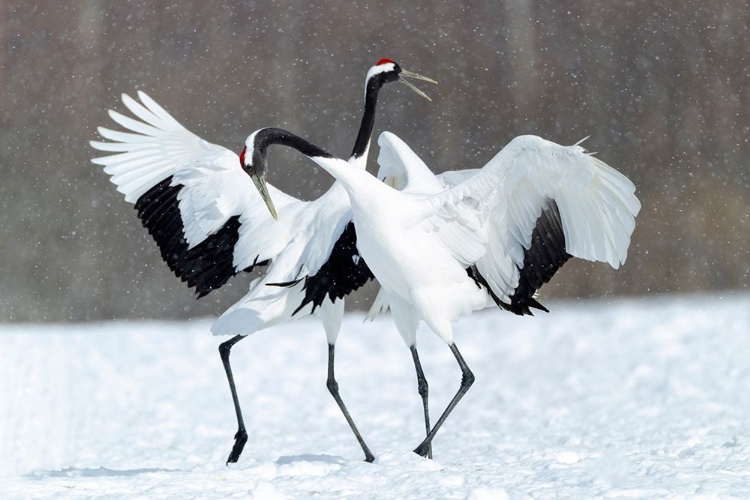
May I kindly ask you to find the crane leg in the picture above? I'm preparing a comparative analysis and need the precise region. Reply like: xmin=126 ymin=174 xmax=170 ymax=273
xmin=327 ymin=343 xmax=375 ymax=462
xmin=219 ymin=334 xmax=248 ymax=464
xmin=413 ymin=343 xmax=474 ymax=458
xmin=410 ymin=345 xmax=432 ymax=459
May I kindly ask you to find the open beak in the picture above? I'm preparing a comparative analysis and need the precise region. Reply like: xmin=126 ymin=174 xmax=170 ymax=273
xmin=250 ymin=174 xmax=278 ymax=220
xmin=399 ymin=69 xmax=438 ymax=102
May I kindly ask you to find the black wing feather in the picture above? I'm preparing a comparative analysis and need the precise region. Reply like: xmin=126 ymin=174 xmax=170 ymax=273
xmin=471 ymin=200 xmax=571 ymax=316
xmin=287 ymin=222 xmax=374 ymax=315
xmin=134 ymin=176 xmax=267 ymax=298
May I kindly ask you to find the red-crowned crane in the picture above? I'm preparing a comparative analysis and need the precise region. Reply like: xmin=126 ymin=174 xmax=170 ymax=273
xmin=241 ymin=127 xmax=640 ymax=459
xmin=90 ymin=59 xmax=436 ymax=463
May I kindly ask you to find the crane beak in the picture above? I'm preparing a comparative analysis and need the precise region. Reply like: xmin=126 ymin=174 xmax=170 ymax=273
xmin=399 ymin=69 xmax=438 ymax=102
xmin=250 ymin=174 xmax=278 ymax=221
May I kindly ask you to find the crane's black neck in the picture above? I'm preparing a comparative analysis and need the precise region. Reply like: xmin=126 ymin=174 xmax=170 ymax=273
xmin=254 ymin=127 xmax=333 ymax=159
xmin=350 ymin=76 xmax=388 ymax=160
xmin=250 ymin=128 xmax=334 ymax=176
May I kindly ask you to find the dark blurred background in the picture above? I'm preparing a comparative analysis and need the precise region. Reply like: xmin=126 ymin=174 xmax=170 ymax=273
xmin=1 ymin=0 xmax=748 ymax=322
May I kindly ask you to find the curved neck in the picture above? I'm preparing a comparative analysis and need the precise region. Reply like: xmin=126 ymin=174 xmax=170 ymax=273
xmin=250 ymin=127 xmax=383 ymax=209
xmin=350 ymin=76 xmax=385 ymax=160
xmin=254 ymin=127 xmax=334 ymax=164
xmin=252 ymin=127 xmax=358 ymax=184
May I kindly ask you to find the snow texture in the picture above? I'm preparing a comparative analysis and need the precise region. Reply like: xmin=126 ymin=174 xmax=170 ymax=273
xmin=2 ymin=293 xmax=750 ymax=499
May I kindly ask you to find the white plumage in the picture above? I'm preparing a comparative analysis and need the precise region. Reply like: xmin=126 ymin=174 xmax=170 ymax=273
xmin=246 ymin=128 xmax=640 ymax=458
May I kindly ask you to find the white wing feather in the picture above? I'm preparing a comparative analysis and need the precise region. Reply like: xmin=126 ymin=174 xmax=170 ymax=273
xmin=422 ymin=135 xmax=641 ymax=302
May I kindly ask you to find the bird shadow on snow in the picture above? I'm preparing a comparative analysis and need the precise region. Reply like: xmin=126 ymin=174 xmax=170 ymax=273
xmin=275 ymin=454 xmax=346 ymax=466
xmin=26 ymin=467 xmax=178 ymax=479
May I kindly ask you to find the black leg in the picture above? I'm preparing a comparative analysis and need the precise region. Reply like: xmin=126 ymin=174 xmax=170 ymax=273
xmin=219 ymin=334 xmax=248 ymax=464
xmin=327 ymin=343 xmax=375 ymax=462
xmin=413 ymin=343 xmax=474 ymax=458
xmin=410 ymin=345 xmax=432 ymax=459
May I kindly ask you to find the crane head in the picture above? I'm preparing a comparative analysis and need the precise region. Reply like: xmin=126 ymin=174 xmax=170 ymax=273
xmin=240 ymin=133 xmax=278 ymax=221
xmin=365 ymin=59 xmax=437 ymax=101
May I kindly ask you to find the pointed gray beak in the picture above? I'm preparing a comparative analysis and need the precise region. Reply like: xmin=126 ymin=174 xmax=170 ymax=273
xmin=250 ymin=174 xmax=278 ymax=220
xmin=399 ymin=69 xmax=438 ymax=101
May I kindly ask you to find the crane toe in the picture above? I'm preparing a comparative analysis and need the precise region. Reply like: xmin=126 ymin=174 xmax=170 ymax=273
xmin=413 ymin=442 xmax=431 ymax=459
xmin=226 ymin=429 xmax=248 ymax=464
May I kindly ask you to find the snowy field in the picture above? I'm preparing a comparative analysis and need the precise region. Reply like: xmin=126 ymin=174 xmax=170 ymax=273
xmin=2 ymin=293 xmax=750 ymax=499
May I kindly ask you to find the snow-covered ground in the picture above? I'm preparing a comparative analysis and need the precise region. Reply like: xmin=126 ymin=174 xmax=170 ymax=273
xmin=2 ymin=293 xmax=750 ymax=499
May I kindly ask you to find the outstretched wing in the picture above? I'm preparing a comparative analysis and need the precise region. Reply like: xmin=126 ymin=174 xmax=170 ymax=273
xmin=421 ymin=135 xmax=641 ymax=312
xmin=91 ymin=91 xmax=303 ymax=297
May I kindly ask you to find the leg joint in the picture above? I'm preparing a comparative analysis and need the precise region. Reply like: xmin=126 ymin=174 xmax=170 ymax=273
xmin=417 ymin=378 xmax=429 ymax=398
xmin=462 ymin=370 xmax=475 ymax=388
xmin=219 ymin=335 xmax=244 ymax=360
xmin=219 ymin=342 xmax=231 ymax=360
xmin=327 ymin=377 xmax=339 ymax=395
